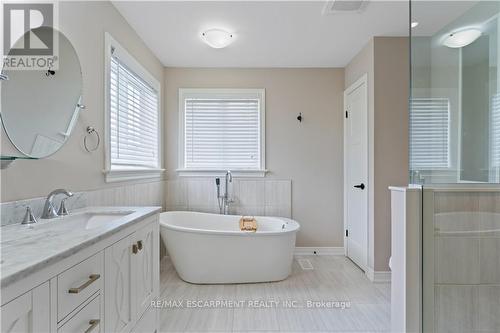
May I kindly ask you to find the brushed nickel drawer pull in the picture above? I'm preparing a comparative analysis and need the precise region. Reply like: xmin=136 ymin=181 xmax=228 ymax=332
xmin=68 ymin=274 xmax=100 ymax=294
xmin=84 ymin=319 xmax=100 ymax=333
xmin=137 ymin=240 xmax=143 ymax=251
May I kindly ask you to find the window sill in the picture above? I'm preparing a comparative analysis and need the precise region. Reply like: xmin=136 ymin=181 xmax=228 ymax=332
xmin=104 ymin=168 xmax=165 ymax=183
xmin=176 ymin=169 xmax=268 ymax=178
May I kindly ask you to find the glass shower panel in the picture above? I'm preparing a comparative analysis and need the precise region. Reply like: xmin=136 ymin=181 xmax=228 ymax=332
xmin=410 ymin=1 xmax=500 ymax=185
xmin=411 ymin=1 xmax=500 ymax=333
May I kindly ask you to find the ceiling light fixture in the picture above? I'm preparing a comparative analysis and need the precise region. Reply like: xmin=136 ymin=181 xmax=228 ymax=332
xmin=201 ymin=29 xmax=234 ymax=49
xmin=411 ymin=21 xmax=419 ymax=28
xmin=442 ymin=28 xmax=481 ymax=48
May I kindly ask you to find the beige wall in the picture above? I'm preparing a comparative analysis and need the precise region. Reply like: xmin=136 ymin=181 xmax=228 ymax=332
xmin=345 ymin=37 xmax=409 ymax=271
xmin=1 ymin=1 xmax=164 ymax=202
xmin=164 ymin=68 xmax=345 ymax=247
xmin=373 ymin=37 xmax=410 ymax=271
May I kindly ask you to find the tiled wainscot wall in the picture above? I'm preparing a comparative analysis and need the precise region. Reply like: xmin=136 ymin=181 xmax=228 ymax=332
xmin=1 ymin=180 xmax=165 ymax=226
xmin=166 ymin=178 xmax=292 ymax=218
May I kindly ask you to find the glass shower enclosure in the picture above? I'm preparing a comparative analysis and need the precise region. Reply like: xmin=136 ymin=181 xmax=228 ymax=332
xmin=410 ymin=1 xmax=500 ymax=332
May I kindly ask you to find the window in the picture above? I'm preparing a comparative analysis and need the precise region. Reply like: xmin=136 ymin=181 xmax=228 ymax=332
xmin=104 ymin=33 xmax=162 ymax=182
xmin=178 ymin=89 xmax=266 ymax=176
xmin=492 ymin=93 xmax=500 ymax=168
xmin=410 ymin=98 xmax=450 ymax=170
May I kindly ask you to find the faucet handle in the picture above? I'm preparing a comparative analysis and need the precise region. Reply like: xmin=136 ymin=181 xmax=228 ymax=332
xmin=58 ymin=198 xmax=69 ymax=216
xmin=22 ymin=206 xmax=38 ymax=225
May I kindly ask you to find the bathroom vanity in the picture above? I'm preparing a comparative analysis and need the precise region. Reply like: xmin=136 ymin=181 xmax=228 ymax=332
xmin=0 ymin=206 xmax=160 ymax=333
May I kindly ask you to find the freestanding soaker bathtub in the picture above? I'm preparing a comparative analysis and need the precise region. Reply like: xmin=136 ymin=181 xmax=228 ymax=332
xmin=160 ymin=211 xmax=300 ymax=284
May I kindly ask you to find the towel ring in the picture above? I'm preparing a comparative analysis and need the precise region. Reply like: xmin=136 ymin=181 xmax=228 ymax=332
xmin=84 ymin=126 xmax=100 ymax=152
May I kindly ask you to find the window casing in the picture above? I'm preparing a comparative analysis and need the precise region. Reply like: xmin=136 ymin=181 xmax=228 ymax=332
xmin=410 ymin=98 xmax=451 ymax=170
xmin=178 ymin=89 xmax=266 ymax=177
xmin=104 ymin=33 xmax=162 ymax=182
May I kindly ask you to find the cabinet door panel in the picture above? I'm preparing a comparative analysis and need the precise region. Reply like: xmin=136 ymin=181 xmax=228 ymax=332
xmin=134 ymin=222 xmax=156 ymax=318
xmin=1 ymin=292 xmax=31 ymax=333
xmin=1 ymin=282 xmax=50 ymax=333
xmin=105 ymin=234 xmax=134 ymax=333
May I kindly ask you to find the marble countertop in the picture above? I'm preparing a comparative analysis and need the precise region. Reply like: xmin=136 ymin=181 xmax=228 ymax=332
xmin=0 ymin=206 xmax=161 ymax=288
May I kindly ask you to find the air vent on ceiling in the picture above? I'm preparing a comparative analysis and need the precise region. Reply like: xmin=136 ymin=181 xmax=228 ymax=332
xmin=322 ymin=0 xmax=368 ymax=15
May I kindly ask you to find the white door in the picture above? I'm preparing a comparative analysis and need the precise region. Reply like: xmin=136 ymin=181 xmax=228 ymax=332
xmin=344 ymin=74 xmax=368 ymax=271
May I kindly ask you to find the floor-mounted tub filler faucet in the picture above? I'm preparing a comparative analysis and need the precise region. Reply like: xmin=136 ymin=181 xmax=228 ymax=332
xmin=41 ymin=188 xmax=73 ymax=219
xmin=216 ymin=171 xmax=233 ymax=215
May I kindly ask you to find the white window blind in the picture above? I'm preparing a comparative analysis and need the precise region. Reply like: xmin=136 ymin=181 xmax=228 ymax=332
xmin=410 ymin=98 xmax=450 ymax=169
xmin=110 ymin=52 xmax=159 ymax=169
xmin=492 ymin=93 xmax=500 ymax=167
xmin=184 ymin=97 xmax=261 ymax=170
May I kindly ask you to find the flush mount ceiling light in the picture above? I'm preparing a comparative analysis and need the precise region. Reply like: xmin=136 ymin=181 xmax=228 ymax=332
xmin=411 ymin=21 xmax=419 ymax=28
xmin=443 ymin=28 xmax=481 ymax=48
xmin=201 ymin=29 xmax=234 ymax=49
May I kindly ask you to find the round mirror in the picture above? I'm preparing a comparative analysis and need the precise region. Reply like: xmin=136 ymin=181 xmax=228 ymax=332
xmin=1 ymin=27 xmax=83 ymax=158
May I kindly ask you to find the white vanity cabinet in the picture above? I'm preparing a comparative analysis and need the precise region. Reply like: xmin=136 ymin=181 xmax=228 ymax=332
xmin=0 ymin=209 xmax=160 ymax=333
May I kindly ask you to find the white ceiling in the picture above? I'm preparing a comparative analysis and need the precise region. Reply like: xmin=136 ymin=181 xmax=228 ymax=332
xmin=113 ymin=1 xmax=476 ymax=68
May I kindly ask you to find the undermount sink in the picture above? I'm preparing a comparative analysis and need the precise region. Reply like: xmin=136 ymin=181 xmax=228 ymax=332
xmin=35 ymin=210 xmax=134 ymax=231
xmin=66 ymin=212 xmax=134 ymax=230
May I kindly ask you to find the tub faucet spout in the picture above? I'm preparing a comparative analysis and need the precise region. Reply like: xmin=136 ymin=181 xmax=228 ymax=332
xmin=217 ymin=171 xmax=233 ymax=215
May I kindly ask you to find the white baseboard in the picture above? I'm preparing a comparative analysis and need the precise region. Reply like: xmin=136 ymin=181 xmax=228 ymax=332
xmin=294 ymin=247 xmax=344 ymax=256
xmin=365 ymin=267 xmax=391 ymax=283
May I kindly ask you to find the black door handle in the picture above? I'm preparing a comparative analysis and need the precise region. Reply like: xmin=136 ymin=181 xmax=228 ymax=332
xmin=354 ymin=183 xmax=365 ymax=190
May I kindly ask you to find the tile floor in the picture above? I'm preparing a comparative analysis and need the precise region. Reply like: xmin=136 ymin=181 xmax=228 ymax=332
xmin=158 ymin=255 xmax=391 ymax=332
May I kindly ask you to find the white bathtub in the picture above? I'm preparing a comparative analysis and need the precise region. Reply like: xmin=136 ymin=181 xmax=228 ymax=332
xmin=159 ymin=211 xmax=300 ymax=284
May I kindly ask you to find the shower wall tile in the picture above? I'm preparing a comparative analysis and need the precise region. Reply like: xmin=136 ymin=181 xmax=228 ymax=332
xmin=435 ymin=237 xmax=480 ymax=284
xmin=431 ymin=189 xmax=500 ymax=333
xmin=477 ymin=286 xmax=500 ymax=332
xmin=435 ymin=285 xmax=500 ymax=333
xmin=1 ymin=180 xmax=165 ymax=227
xmin=435 ymin=286 xmax=476 ymax=333
xmin=478 ymin=192 xmax=500 ymax=213
xmin=435 ymin=192 xmax=480 ymax=213
xmin=434 ymin=212 xmax=481 ymax=233
xmin=480 ymin=238 xmax=500 ymax=284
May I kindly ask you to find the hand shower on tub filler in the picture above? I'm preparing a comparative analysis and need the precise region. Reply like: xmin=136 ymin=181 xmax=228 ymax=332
xmin=216 ymin=171 xmax=233 ymax=215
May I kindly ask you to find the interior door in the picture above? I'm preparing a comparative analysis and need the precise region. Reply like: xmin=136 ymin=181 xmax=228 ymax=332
xmin=344 ymin=75 xmax=368 ymax=271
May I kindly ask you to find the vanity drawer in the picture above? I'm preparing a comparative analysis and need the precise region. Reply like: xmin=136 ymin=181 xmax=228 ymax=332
xmin=58 ymin=294 xmax=100 ymax=333
xmin=58 ymin=252 xmax=103 ymax=321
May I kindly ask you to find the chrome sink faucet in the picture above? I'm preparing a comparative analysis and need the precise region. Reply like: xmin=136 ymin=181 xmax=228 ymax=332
xmin=41 ymin=189 xmax=73 ymax=219
xmin=216 ymin=171 xmax=233 ymax=215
